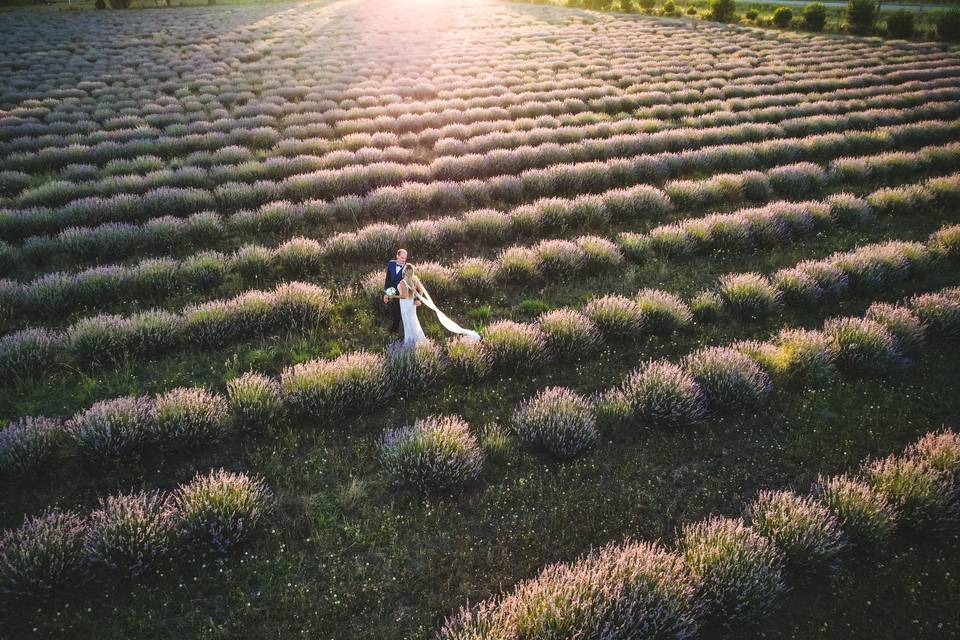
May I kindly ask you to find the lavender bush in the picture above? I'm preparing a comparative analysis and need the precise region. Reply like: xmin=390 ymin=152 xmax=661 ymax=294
xmin=482 ymin=320 xmax=549 ymax=373
xmin=909 ymin=292 xmax=960 ymax=336
xmin=748 ymin=490 xmax=847 ymax=574
xmin=583 ymin=295 xmax=645 ymax=338
xmin=796 ymin=261 xmax=849 ymax=298
xmin=128 ymin=310 xmax=182 ymax=355
xmin=173 ymin=469 xmax=273 ymax=554
xmin=67 ymin=396 xmax=155 ymax=462
xmin=772 ymin=328 xmax=838 ymax=382
xmin=604 ymin=360 xmax=706 ymax=429
xmin=906 ymin=430 xmax=960 ymax=483
xmin=0 ymin=417 xmax=61 ymax=476
xmin=511 ymin=387 xmax=597 ymax=459
xmin=537 ymin=309 xmax=601 ymax=359
xmin=152 ymin=387 xmax=230 ymax=448
xmin=771 ymin=268 xmax=822 ymax=304
xmin=730 ymin=340 xmax=783 ymax=377
xmin=768 ymin=162 xmax=827 ymax=199
xmin=680 ymin=516 xmax=785 ymax=624
xmin=270 ymin=282 xmax=333 ymax=330
xmin=576 ymin=235 xmax=624 ymax=272
xmin=454 ymin=257 xmax=496 ymax=296
xmin=812 ymin=474 xmax=898 ymax=549
xmin=496 ymin=246 xmax=539 ymax=283
xmin=717 ymin=273 xmax=782 ymax=318
xmin=0 ymin=510 xmax=88 ymax=595
xmin=865 ymin=455 xmax=958 ymax=530
xmin=439 ymin=541 xmax=700 ymax=640
xmin=928 ymin=223 xmax=960 ymax=259
xmin=385 ymin=340 xmax=449 ymax=393
xmin=865 ymin=302 xmax=925 ymax=353
xmin=280 ymin=351 xmax=388 ymax=418
xmin=444 ymin=336 xmax=492 ymax=383
xmin=690 ymin=290 xmax=723 ymax=321
xmin=634 ymin=288 xmax=692 ymax=333
xmin=0 ymin=328 xmax=64 ymax=377
xmin=226 ymin=372 xmax=285 ymax=429
xmin=823 ymin=317 xmax=902 ymax=374
xmin=85 ymin=491 xmax=175 ymax=577
xmin=533 ymin=239 xmax=586 ymax=280
xmin=684 ymin=347 xmax=772 ymax=411
xmin=67 ymin=314 xmax=131 ymax=366
xmin=275 ymin=237 xmax=323 ymax=276
xmin=380 ymin=415 xmax=483 ymax=492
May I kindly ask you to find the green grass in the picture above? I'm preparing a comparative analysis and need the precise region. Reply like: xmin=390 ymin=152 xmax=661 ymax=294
xmin=2 ymin=329 xmax=959 ymax=638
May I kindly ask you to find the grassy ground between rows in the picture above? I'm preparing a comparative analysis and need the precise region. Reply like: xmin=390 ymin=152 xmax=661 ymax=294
xmin=2 ymin=213 xmax=959 ymax=638
xmin=2 ymin=323 xmax=958 ymax=638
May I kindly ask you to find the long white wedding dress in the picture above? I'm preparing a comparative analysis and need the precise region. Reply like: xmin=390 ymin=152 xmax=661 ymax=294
xmin=398 ymin=278 xmax=480 ymax=345
xmin=399 ymin=295 xmax=427 ymax=346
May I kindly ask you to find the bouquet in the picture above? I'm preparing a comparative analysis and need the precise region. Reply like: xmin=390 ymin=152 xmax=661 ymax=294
xmin=385 ymin=287 xmax=397 ymax=298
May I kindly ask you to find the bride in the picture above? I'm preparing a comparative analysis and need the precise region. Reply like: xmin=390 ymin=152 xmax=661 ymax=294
xmin=397 ymin=264 xmax=428 ymax=346
xmin=396 ymin=263 xmax=480 ymax=346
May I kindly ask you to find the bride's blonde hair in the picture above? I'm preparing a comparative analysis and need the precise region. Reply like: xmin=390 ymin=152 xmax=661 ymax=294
xmin=402 ymin=263 xmax=417 ymax=295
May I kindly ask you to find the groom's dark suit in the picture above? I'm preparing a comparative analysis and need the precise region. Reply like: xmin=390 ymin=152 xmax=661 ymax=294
xmin=385 ymin=259 xmax=404 ymax=332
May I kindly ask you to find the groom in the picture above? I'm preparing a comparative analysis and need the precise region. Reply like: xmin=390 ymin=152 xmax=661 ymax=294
xmin=383 ymin=248 xmax=407 ymax=332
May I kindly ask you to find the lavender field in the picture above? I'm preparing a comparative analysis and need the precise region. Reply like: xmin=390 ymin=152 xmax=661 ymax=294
xmin=1 ymin=0 xmax=960 ymax=638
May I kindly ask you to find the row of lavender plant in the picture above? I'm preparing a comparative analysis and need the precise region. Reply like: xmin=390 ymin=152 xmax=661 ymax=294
xmin=2 ymin=185 xmax=955 ymax=383
xmin=430 ymin=427 xmax=959 ymax=638
xmin=5 ymin=71 xmax=955 ymax=195
xmin=2 ymin=150 xmax=907 ymax=315
xmin=4 ymin=52 xmax=957 ymax=167
xmin=0 ymin=232 xmax=628 ymax=379
xmin=3 ymin=231 xmax=956 ymax=481
xmin=0 ymin=191 xmax=868 ymax=370
xmin=652 ymin=83 xmax=960 ymax=130
xmin=2 ymin=0 xmax=950 ymax=126
xmin=4 ymin=105 xmax=958 ymax=241
xmin=6 ymin=118 xmax=957 ymax=265
xmin=7 ymin=149 xmax=958 ymax=319
xmin=433 ymin=79 xmax=960 ymax=155
xmin=390 ymin=284 xmax=960 ymax=492
xmin=0 ymin=282 xmax=332 ymax=378
xmin=10 ymin=82 xmax=959 ymax=211
xmin=697 ymin=229 xmax=960 ymax=324
xmin=11 ymin=134 xmax=960 ymax=266
xmin=0 ymin=468 xmax=272 ymax=596
xmin=287 ymin=75 xmax=960 ymax=158
xmin=622 ymin=172 xmax=959 ymax=260
xmin=0 ymin=184 xmax=670 ymax=308
xmin=3 ymin=42 xmax=953 ymax=141
xmin=2 ymin=26 xmax=949 ymax=119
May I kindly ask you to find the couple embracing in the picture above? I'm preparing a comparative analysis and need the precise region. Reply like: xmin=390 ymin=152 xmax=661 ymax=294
xmin=383 ymin=248 xmax=480 ymax=346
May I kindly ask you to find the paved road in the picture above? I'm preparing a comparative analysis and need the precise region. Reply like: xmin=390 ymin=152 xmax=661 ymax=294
xmin=742 ymin=0 xmax=948 ymax=11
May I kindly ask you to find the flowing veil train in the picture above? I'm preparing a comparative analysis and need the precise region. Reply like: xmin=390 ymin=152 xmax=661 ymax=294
xmin=415 ymin=284 xmax=481 ymax=342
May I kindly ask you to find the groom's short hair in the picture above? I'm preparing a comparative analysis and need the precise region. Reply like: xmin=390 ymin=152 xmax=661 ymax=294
xmin=397 ymin=248 xmax=407 ymax=257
